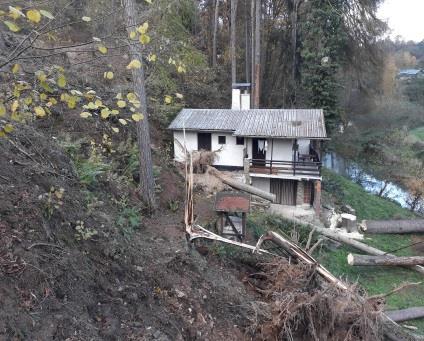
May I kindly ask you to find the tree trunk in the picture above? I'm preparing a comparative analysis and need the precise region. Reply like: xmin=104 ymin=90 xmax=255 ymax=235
xmin=361 ymin=219 xmax=424 ymax=234
xmin=207 ymin=166 xmax=276 ymax=202
xmin=348 ymin=254 xmax=424 ymax=266
xmin=284 ymin=216 xmax=424 ymax=275
xmin=212 ymin=0 xmax=219 ymax=67
xmin=253 ymin=0 xmax=261 ymax=108
xmin=230 ymin=0 xmax=238 ymax=84
xmin=250 ymin=0 xmax=255 ymax=106
xmin=123 ymin=0 xmax=156 ymax=210
xmin=385 ymin=307 xmax=424 ymax=323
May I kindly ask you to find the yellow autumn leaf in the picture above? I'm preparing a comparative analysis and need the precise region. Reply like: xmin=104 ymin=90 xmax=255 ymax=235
xmin=104 ymin=71 xmax=114 ymax=80
xmin=112 ymin=127 xmax=119 ymax=133
xmin=11 ymin=100 xmax=19 ymax=113
xmin=139 ymin=34 xmax=150 ymax=45
xmin=86 ymin=102 xmax=98 ymax=110
xmin=12 ymin=64 xmax=20 ymax=74
xmin=110 ymin=109 xmax=119 ymax=116
xmin=81 ymin=16 xmax=91 ymax=22
xmin=40 ymin=10 xmax=54 ymax=19
xmin=23 ymin=97 xmax=33 ymax=106
xmin=36 ymin=71 xmax=47 ymax=82
xmin=132 ymin=113 xmax=144 ymax=122
xmin=115 ymin=93 xmax=123 ymax=100
xmin=4 ymin=20 xmax=20 ymax=32
xmin=100 ymin=108 xmax=110 ymax=119
xmin=4 ymin=124 xmax=14 ymax=133
xmin=67 ymin=96 xmax=77 ymax=109
xmin=40 ymin=93 xmax=48 ymax=101
xmin=127 ymin=92 xmax=137 ymax=102
xmin=175 ymin=93 xmax=184 ymax=99
xmin=118 ymin=118 xmax=127 ymax=125
xmin=8 ymin=6 xmax=24 ymax=19
xmin=137 ymin=22 xmax=149 ymax=34
xmin=57 ymin=74 xmax=67 ymax=88
xmin=0 ymin=130 xmax=6 ymax=138
xmin=49 ymin=97 xmax=58 ymax=105
xmin=80 ymin=112 xmax=92 ymax=118
xmin=145 ymin=0 xmax=152 ymax=3
xmin=117 ymin=100 xmax=126 ymax=108
xmin=148 ymin=54 xmax=157 ymax=62
xmin=97 ymin=44 xmax=107 ymax=54
xmin=129 ymin=31 xmax=137 ymax=40
xmin=26 ymin=9 xmax=41 ymax=23
xmin=0 ymin=103 xmax=6 ymax=117
xmin=95 ymin=99 xmax=103 ymax=107
xmin=126 ymin=59 xmax=141 ymax=70
xmin=34 ymin=106 xmax=46 ymax=117
xmin=164 ymin=95 xmax=172 ymax=104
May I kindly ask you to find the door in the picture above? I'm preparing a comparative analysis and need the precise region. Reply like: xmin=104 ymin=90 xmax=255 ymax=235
xmin=270 ymin=179 xmax=297 ymax=205
xmin=252 ymin=138 xmax=266 ymax=166
xmin=197 ymin=133 xmax=211 ymax=151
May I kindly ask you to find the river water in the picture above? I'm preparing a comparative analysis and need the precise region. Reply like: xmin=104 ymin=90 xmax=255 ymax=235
xmin=323 ymin=152 xmax=410 ymax=208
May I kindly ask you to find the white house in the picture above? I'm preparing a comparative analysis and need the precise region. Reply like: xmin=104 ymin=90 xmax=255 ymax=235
xmin=168 ymin=89 xmax=328 ymax=213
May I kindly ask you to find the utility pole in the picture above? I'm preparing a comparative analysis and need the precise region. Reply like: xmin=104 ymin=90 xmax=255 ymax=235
xmin=230 ymin=0 xmax=239 ymax=84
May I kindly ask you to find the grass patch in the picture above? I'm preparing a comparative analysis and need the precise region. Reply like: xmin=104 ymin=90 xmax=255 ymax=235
xmin=248 ymin=170 xmax=424 ymax=332
xmin=411 ymin=126 xmax=424 ymax=141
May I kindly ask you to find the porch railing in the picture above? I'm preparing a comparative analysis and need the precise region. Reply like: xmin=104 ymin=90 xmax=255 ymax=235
xmin=249 ymin=158 xmax=322 ymax=177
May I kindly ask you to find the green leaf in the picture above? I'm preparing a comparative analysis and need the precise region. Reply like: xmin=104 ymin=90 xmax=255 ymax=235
xmin=40 ymin=10 xmax=54 ymax=19
xmin=4 ymin=20 xmax=20 ymax=32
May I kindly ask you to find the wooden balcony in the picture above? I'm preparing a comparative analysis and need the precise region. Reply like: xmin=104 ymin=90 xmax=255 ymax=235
xmin=248 ymin=158 xmax=321 ymax=178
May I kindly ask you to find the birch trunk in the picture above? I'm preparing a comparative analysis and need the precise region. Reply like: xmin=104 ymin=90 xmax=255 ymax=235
xmin=123 ymin=0 xmax=156 ymax=210
xmin=212 ymin=0 xmax=219 ymax=67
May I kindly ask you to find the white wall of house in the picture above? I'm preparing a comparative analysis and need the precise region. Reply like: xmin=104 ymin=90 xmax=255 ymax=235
xmin=173 ymin=131 xmax=245 ymax=167
xmin=173 ymin=131 xmax=198 ymax=162
xmin=246 ymin=138 xmax=294 ymax=161
xmin=212 ymin=132 xmax=245 ymax=167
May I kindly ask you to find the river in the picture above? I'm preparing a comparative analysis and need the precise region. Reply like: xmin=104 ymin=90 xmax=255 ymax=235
xmin=323 ymin=152 xmax=410 ymax=208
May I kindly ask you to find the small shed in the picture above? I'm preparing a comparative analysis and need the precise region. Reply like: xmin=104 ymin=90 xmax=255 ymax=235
xmin=214 ymin=191 xmax=250 ymax=241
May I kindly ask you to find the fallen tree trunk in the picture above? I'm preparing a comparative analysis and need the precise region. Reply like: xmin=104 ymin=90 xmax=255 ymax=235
xmin=348 ymin=254 xmax=424 ymax=267
xmin=361 ymin=219 xmax=424 ymax=234
xmin=255 ymin=231 xmax=348 ymax=290
xmin=284 ymin=216 xmax=424 ymax=276
xmin=385 ymin=307 xmax=424 ymax=323
xmin=207 ymin=166 xmax=276 ymax=202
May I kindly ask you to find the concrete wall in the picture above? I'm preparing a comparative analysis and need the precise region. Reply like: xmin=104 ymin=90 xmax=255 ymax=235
xmin=173 ymin=131 xmax=245 ymax=167
xmin=251 ymin=177 xmax=270 ymax=193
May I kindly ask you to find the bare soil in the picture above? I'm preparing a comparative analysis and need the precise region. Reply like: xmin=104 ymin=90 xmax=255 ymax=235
xmin=0 ymin=122 xmax=257 ymax=340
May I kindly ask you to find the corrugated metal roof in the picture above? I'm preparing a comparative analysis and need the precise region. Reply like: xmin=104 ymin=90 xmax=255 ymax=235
xmin=399 ymin=69 xmax=422 ymax=76
xmin=168 ymin=108 xmax=327 ymax=138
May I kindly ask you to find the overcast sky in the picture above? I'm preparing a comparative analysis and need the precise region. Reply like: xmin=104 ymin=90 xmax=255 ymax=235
xmin=378 ymin=0 xmax=424 ymax=42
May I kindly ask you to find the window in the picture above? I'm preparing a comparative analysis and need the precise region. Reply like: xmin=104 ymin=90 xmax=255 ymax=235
xmin=218 ymin=136 xmax=226 ymax=144
xmin=236 ymin=137 xmax=245 ymax=145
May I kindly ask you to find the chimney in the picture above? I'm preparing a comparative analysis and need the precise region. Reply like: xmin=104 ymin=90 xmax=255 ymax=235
xmin=232 ymin=83 xmax=251 ymax=110
xmin=231 ymin=88 xmax=241 ymax=110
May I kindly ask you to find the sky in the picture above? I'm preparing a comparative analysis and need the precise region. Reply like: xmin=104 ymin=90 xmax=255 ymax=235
xmin=378 ymin=0 xmax=424 ymax=42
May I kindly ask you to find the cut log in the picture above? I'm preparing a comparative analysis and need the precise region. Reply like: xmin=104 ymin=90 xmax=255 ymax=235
xmin=348 ymin=254 xmax=424 ymax=267
xmin=207 ymin=166 xmax=276 ymax=202
xmin=385 ymin=307 xmax=424 ymax=323
xmin=284 ymin=215 xmax=424 ymax=275
xmin=361 ymin=219 xmax=424 ymax=234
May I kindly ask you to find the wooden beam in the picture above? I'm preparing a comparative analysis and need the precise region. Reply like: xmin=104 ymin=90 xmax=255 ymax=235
xmin=385 ymin=307 xmax=424 ymax=323
xmin=361 ymin=219 xmax=424 ymax=234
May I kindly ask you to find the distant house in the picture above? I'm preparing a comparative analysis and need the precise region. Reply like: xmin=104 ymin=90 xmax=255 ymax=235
xmin=397 ymin=69 xmax=424 ymax=80
xmin=168 ymin=86 xmax=328 ymax=213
